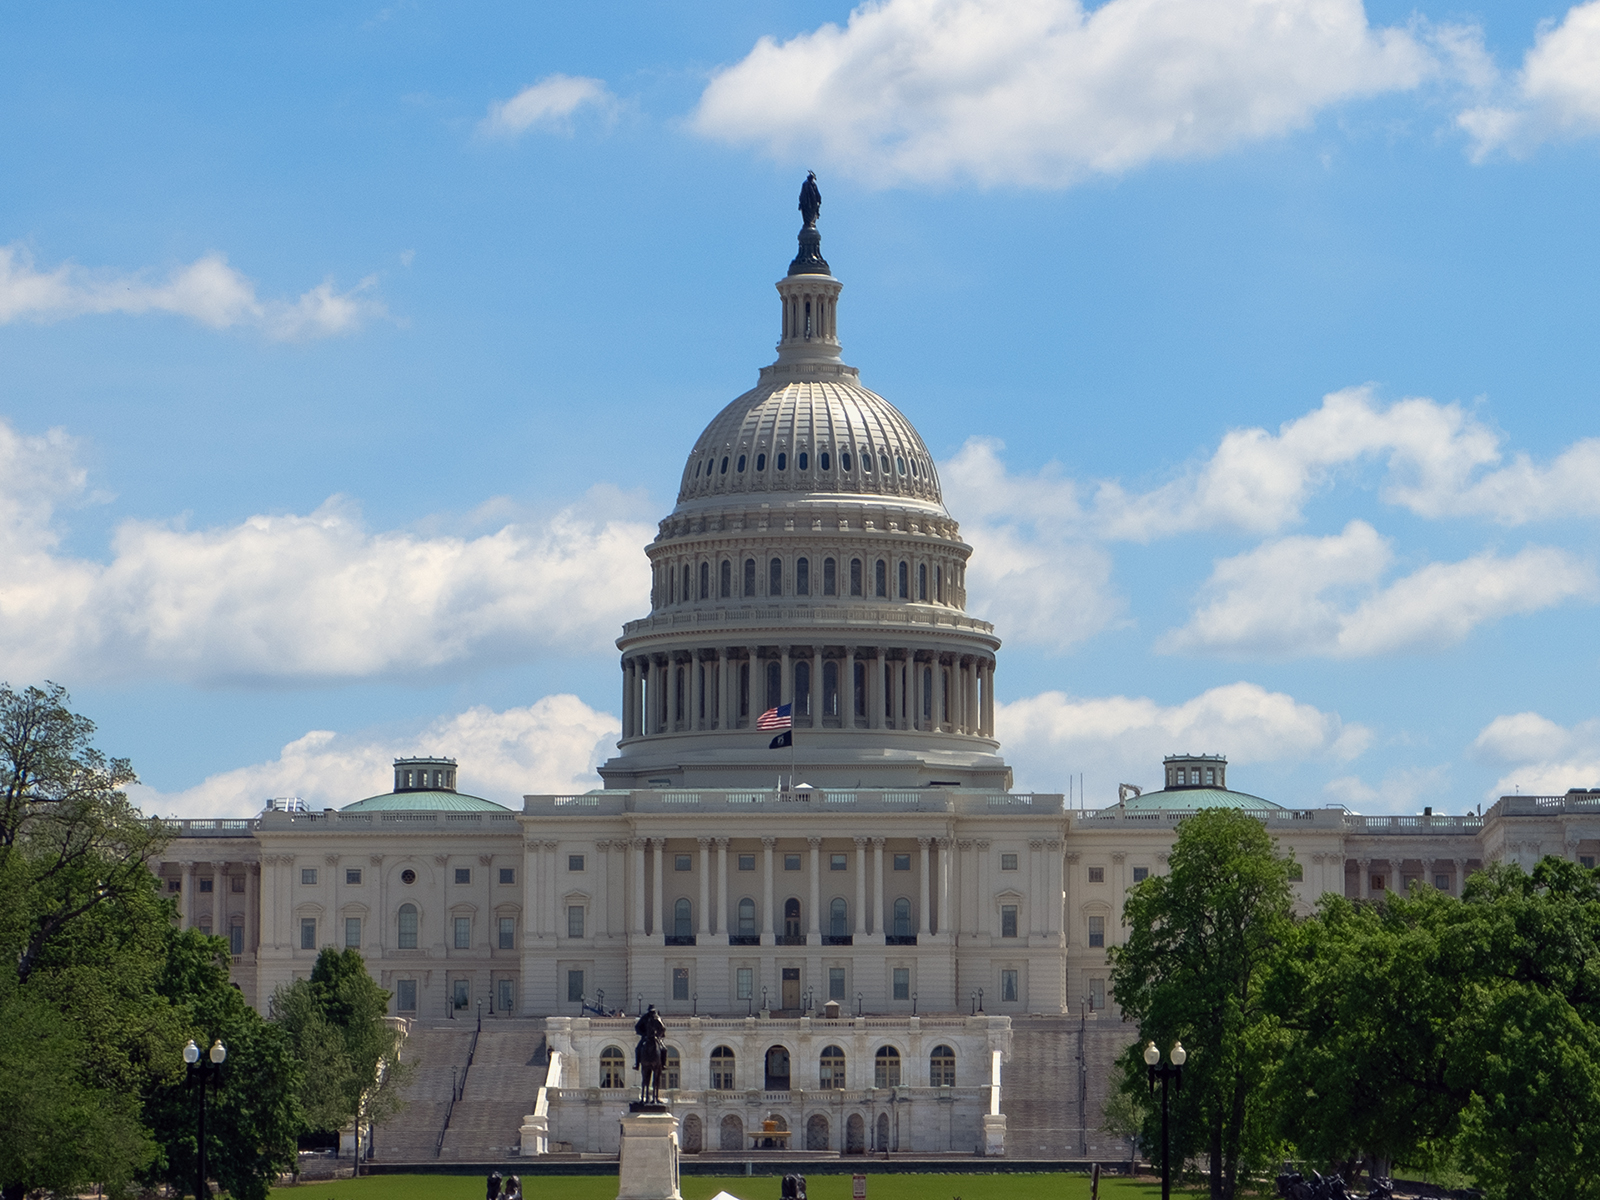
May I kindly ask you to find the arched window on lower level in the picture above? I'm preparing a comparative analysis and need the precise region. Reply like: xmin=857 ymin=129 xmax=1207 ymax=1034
xmin=820 ymin=1044 xmax=846 ymax=1089
xmin=674 ymin=897 xmax=693 ymax=937
xmin=600 ymin=1045 xmax=626 ymax=1088
xmin=699 ymin=561 xmax=710 ymax=600
xmin=737 ymin=897 xmax=756 ymax=936
xmin=930 ymin=1044 xmax=956 ymax=1087
xmin=710 ymin=1045 xmax=736 ymax=1089
xmin=829 ymin=897 xmax=848 ymax=937
xmin=892 ymin=897 xmax=912 ymax=938
xmin=664 ymin=1046 xmax=681 ymax=1090
xmin=875 ymin=1045 xmax=902 ymax=1087
xmin=398 ymin=903 xmax=418 ymax=949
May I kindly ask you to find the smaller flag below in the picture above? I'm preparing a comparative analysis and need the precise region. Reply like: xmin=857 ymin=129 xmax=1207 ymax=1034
xmin=768 ymin=730 xmax=793 ymax=750
xmin=757 ymin=703 xmax=792 ymax=731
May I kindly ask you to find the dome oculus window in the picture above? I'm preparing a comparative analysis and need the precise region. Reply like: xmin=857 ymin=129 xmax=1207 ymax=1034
xmin=401 ymin=869 xmax=416 ymax=885
xmin=776 ymin=452 xmax=787 ymax=470
xmin=861 ymin=447 xmax=873 ymax=471
xmin=798 ymin=451 xmax=809 ymax=470
xmin=820 ymin=451 xmax=830 ymax=471
xmin=896 ymin=456 xmax=906 ymax=475
xmin=880 ymin=454 xmax=891 ymax=473
xmin=720 ymin=456 xmax=729 ymax=475
xmin=737 ymin=454 xmax=746 ymax=472
xmin=756 ymin=453 xmax=766 ymax=471
xmin=841 ymin=451 xmax=852 ymax=471
xmin=695 ymin=461 xmax=702 ymax=477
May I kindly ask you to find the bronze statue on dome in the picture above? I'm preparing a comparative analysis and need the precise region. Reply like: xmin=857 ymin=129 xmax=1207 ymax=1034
xmin=799 ymin=171 xmax=822 ymax=228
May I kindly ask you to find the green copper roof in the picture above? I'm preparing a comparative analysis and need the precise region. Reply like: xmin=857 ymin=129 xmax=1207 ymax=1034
xmin=341 ymin=790 xmax=510 ymax=813
xmin=1114 ymin=787 xmax=1283 ymax=812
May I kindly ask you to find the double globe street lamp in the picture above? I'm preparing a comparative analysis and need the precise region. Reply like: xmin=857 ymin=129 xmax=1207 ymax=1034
xmin=1144 ymin=1039 xmax=1187 ymax=1200
xmin=183 ymin=1038 xmax=227 ymax=1199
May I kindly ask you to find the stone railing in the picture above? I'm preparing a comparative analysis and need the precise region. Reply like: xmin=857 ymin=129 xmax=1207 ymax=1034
xmin=530 ymin=789 xmax=1062 ymax=815
xmin=620 ymin=603 xmax=995 ymax=640
xmin=164 ymin=817 xmax=259 ymax=837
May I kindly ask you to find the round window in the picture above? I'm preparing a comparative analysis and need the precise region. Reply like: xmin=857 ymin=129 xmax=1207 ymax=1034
xmin=401 ymin=869 xmax=416 ymax=885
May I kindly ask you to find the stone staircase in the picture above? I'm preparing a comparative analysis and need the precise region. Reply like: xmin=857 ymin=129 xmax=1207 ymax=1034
xmin=371 ymin=1024 xmax=477 ymax=1163
xmin=438 ymin=1021 xmax=550 ymax=1162
xmin=1002 ymin=1014 xmax=1139 ymax=1159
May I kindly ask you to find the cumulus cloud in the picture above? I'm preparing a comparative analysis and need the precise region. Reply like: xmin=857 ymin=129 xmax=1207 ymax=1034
xmin=0 ymin=418 xmax=653 ymax=685
xmin=1323 ymin=765 xmax=1451 ymax=813
xmin=692 ymin=0 xmax=1434 ymax=187
xmin=0 ymin=244 xmax=385 ymax=339
xmin=1161 ymin=520 xmax=1595 ymax=656
xmin=131 ymin=695 xmax=619 ymax=819
xmin=1471 ymin=711 xmax=1600 ymax=801
xmin=941 ymin=438 xmax=1121 ymax=650
xmin=999 ymin=680 xmax=1368 ymax=799
xmin=479 ymin=74 xmax=615 ymax=139
xmin=1459 ymin=1 xmax=1600 ymax=158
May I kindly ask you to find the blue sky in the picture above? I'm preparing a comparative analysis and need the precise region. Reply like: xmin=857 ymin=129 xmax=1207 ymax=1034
xmin=3 ymin=0 xmax=1599 ymax=816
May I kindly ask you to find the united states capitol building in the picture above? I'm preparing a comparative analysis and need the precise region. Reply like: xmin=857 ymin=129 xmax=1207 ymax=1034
xmin=165 ymin=182 xmax=1600 ymax=1160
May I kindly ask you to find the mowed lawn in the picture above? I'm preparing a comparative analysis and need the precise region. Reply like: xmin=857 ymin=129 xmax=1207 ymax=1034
xmin=274 ymin=1172 xmax=1192 ymax=1200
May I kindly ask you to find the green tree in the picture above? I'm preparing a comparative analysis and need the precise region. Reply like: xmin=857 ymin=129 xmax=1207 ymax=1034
xmin=271 ymin=947 xmax=408 ymax=1172
xmin=1109 ymin=808 xmax=1297 ymax=1200
xmin=142 ymin=928 xmax=303 ymax=1200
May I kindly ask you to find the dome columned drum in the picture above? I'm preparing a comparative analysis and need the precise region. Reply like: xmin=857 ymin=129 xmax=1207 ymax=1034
xmin=598 ymin=183 xmax=1009 ymax=792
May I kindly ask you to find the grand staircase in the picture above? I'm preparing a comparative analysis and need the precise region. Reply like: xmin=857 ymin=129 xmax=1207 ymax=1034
xmin=438 ymin=1022 xmax=550 ymax=1162
xmin=1002 ymin=1015 xmax=1139 ymax=1159
xmin=371 ymin=1024 xmax=478 ymax=1163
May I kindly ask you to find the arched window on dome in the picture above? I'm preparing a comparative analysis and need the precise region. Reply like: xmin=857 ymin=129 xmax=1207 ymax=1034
xmin=720 ymin=560 xmax=732 ymax=598
xmin=896 ymin=455 xmax=906 ymax=475
xmin=700 ymin=562 xmax=710 ymax=600
xmin=875 ymin=560 xmax=887 ymax=598
xmin=694 ymin=460 xmax=702 ymax=477
xmin=720 ymin=456 xmax=729 ymax=475
xmin=910 ymin=457 xmax=919 ymax=478
xmin=777 ymin=451 xmax=787 ymax=471
xmin=796 ymin=558 xmax=810 ymax=596
xmin=681 ymin=565 xmax=690 ymax=606
xmin=823 ymin=661 xmax=839 ymax=719
xmin=705 ymin=457 xmax=714 ymax=478
xmin=936 ymin=565 xmax=944 ymax=604
xmin=766 ymin=661 xmax=782 ymax=711
xmin=769 ymin=558 xmax=782 ymax=596
xmin=737 ymin=454 xmax=746 ymax=472
xmin=841 ymin=451 xmax=852 ymax=471
xmin=898 ymin=562 xmax=909 ymax=599
xmin=918 ymin=563 xmax=928 ymax=601
xmin=744 ymin=559 xmax=756 ymax=598
xmin=880 ymin=454 xmax=890 ymax=473
xmin=798 ymin=451 xmax=809 ymax=470
xmin=823 ymin=557 xmax=836 ymax=595
xmin=756 ymin=452 xmax=766 ymax=471
xmin=850 ymin=558 xmax=862 ymax=596
xmin=820 ymin=451 xmax=830 ymax=471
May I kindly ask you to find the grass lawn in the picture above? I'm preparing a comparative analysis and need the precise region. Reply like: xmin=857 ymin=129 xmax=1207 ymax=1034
xmin=274 ymin=1172 xmax=1197 ymax=1200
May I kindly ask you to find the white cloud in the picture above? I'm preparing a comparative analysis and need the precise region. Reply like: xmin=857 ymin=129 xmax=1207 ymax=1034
xmin=0 ymin=418 xmax=654 ymax=685
xmin=479 ymin=75 xmax=615 ymax=139
xmin=1471 ymin=711 xmax=1600 ymax=800
xmin=693 ymin=0 xmax=1434 ymax=187
xmin=941 ymin=437 xmax=1122 ymax=650
xmin=999 ymin=680 xmax=1368 ymax=799
xmin=0 ymin=244 xmax=385 ymax=339
xmin=1459 ymin=1 xmax=1600 ymax=158
xmin=131 ymin=695 xmax=619 ymax=819
xmin=1323 ymin=765 xmax=1450 ymax=812
xmin=1161 ymin=520 xmax=1595 ymax=656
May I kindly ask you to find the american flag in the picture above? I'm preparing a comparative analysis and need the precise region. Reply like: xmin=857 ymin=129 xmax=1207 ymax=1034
xmin=757 ymin=703 xmax=792 ymax=731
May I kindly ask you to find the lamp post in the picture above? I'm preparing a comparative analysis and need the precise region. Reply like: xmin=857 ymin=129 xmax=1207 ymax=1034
xmin=1143 ymin=1040 xmax=1186 ymax=1200
xmin=183 ymin=1037 xmax=226 ymax=1200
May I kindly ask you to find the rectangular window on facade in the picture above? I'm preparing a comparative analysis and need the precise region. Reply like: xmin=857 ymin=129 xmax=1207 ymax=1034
xmin=301 ymin=868 xmax=318 ymax=886
xmin=1090 ymin=978 xmax=1106 ymax=1010
xmin=830 ymin=854 xmax=847 ymax=871
xmin=672 ymin=967 xmax=690 ymax=1000
xmin=893 ymin=853 xmax=911 ymax=871
xmin=169 ymin=878 xmax=182 ymax=892
xmin=567 ymin=969 xmax=584 ymax=1003
xmin=1371 ymin=875 xmax=1385 ymax=892
xmin=675 ymin=854 xmax=692 ymax=871
xmin=199 ymin=877 xmax=213 ymax=893
xmin=1582 ymin=856 xmax=1596 ymax=869
xmin=1001 ymin=969 xmax=1018 ymax=1003
xmin=346 ymin=868 xmax=362 ymax=885
xmin=300 ymin=918 xmax=316 ymax=949
xmin=229 ymin=923 xmax=243 ymax=955
xmin=1088 ymin=915 xmax=1105 ymax=948
xmin=455 ymin=868 xmax=471 ymax=885
xmin=396 ymin=979 xmax=418 ymax=1012
xmin=784 ymin=854 xmax=801 ymax=871
xmin=345 ymin=917 xmax=361 ymax=947
xmin=1000 ymin=905 xmax=1018 ymax=938
xmin=1434 ymin=873 xmax=1450 ymax=889
xmin=738 ymin=854 xmax=756 ymax=871
xmin=500 ymin=867 xmax=516 ymax=884
xmin=1000 ymin=853 xmax=1018 ymax=871
xmin=454 ymin=916 xmax=471 ymax=949
xmin=567 ymin=906 xmax=584 ymax=939
xmin=1088 ymin=866 xmax=1105 ymax=883
xmin=1132 ymin=867 xmax=1149 ymax=883
xmin=231 ymin=874 xmax=245 ymax=892
xmin=199 ymin=921 xmax=211 ymax=938
xmin=568 ymin=855 xmax=584 ymax=872
xmin=498 ymin=978 xmax=515 ymax=1012
xmin=500 ymin=916 xmax=516 ymax=948
xmin=893 ymin=967 xmax=910 ymax=1000
xmin=828 ymin=966 xmax=846 ymax=1001
xmin=736 ymin=967 xmax=753 ymax=1000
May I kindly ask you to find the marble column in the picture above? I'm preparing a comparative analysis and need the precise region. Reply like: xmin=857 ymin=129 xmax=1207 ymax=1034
xmin=854 ymin=837 xmax=868 ymax=936
xmin=212 ymin=863 xmax=226 ymax=938
xmin=717 ymin=649 xmax=730 ymax=729
xmin=652 ymin=839 xmax=665 ymax=938
xmin=807 ymin=837 xmax=822 ymax=937
xmin=595 ymin=841 xmax=610 ymax=939
xmin=246 ymin=861 xmax=261 ymax=953
xmin=781 ymin=646 xmax=793 ymax=711
xmin=632 ymin=840 xmax=647 ymax=935
xmin=868 ymin=649 xmax=883 ymax=730
xmin=183 ymin=861 xmax=197 ymax=930
xmin=692 ymin=653 xmax=705 ymax=730
xmin=917 ymin=837 xmax=932 ymax=936
xmin=698 ymin=837 xmax=712 ymax=936
xmin=715 ymin=838 xmax=729 ymax=934
xmin=979 ymin=841 xmax=995 ymax=936
xmin=762 ymin=836 xmax=777 ymax=944
xmin=1453 ymin=857 xmax=1468 ymax=896
xmin=936 ymin=838 xmax=951 ymax=936
xmin=872 ymin=837 xmax=886 ymax=934
xmin=622 ymin=660 xmax=634 ymax=738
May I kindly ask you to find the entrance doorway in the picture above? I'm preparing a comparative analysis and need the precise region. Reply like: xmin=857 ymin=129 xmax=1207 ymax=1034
xmin=765 ymin=1045 xmax=791 ymax=1090
xmin=781 ymin=967 xmax=800 ymax=1010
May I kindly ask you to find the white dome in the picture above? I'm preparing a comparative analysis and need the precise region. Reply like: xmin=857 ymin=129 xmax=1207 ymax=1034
xmin=676 ymin=375 xmax=943 ymax=509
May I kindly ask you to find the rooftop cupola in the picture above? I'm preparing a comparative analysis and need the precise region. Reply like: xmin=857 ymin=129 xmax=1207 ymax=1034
xmin=1164 ymin=754 xmax=1226 ymax=790
xmin=774 ymin=171 xmax=843 ymax=368
xmin=394 ymin=756 xmax=457 ymax=793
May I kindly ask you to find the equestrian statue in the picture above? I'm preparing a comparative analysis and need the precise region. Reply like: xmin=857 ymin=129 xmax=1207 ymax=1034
xmin=633 ymin=1004 xmax=668 ymax=1106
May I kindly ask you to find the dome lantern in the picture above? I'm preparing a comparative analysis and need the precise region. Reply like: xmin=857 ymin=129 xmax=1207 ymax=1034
xmin=774 ymin=172 xmax=843 ymax=369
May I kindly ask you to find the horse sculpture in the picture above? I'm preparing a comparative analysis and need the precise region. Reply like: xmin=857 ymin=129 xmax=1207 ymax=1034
xmin=634 ymin=1004 xmax=668 ymax=1105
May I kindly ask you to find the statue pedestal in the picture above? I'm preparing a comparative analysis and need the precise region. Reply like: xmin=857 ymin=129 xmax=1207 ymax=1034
xmin=981 ymin=1113 xmax=1007 ymax=1156
xmin=618 ymin=1105 xmax=681 ymax=1200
